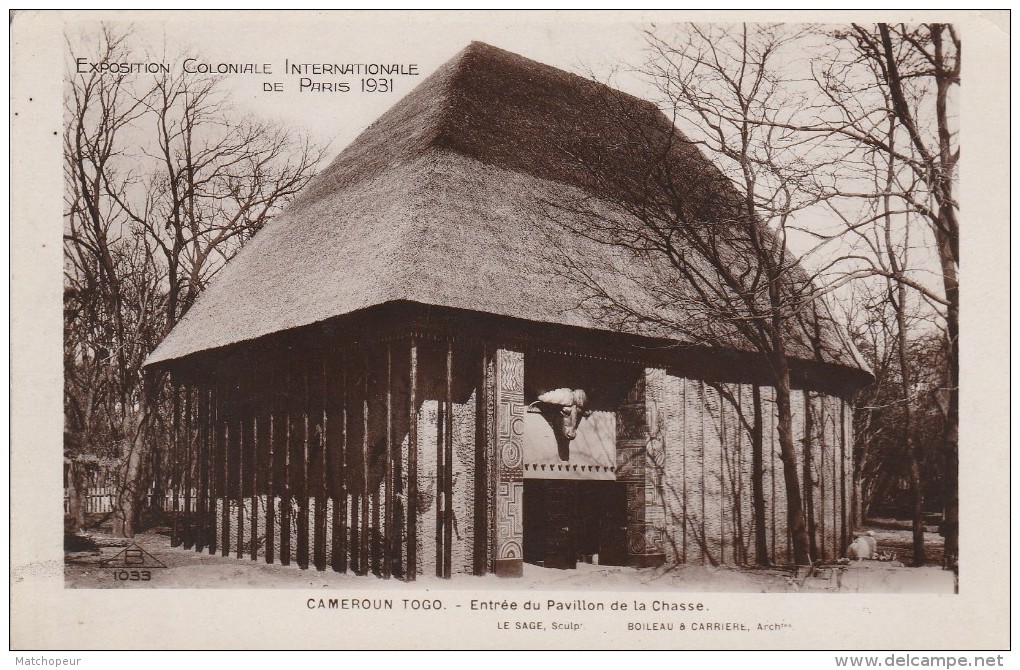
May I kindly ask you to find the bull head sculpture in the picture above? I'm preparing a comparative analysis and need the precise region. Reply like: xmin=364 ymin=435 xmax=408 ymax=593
xmin=528 ymin=388 xmax=591 ymax=461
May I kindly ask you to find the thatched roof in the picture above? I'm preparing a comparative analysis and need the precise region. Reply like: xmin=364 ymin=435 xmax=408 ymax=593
xmin=146 ymin=42 xmax=868 ymax=378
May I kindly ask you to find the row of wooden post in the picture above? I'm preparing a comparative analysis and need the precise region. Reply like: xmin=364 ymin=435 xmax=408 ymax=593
xmin=166 ymin=337 xmax=459 ymax=579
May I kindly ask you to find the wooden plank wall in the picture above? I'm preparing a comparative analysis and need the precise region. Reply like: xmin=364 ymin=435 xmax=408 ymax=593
xmin=166 ymin=350 xmax=855 ymax=575
xmin=660 ymin=374 xmax=853 ymax=566
xmin=168 ymin=338 xmax=486 ymax=580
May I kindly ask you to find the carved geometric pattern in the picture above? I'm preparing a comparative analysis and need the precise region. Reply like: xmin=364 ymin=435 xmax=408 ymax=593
xmin=498 ymin=350 xmax=524 ymax=394
xmin=498 ymin=400 xmax=526 ymax=439
xmin=627 ymin=527 xmax=647 ymax=554
xmin=496 ymin=481 xmax=523 ymax=558
xmin=501 ymin=541 xmax=523 ymax=559
xmin=627 ymin=523 xmax=665 ymax=555
xmin=616 ymin=445 xmax=645 ymax=481
xmin=496 ymin=350 xmax=525 ymax=483
xmin=485 ymin=351 xmax=497 ymax=567
xmin=500 ymin=439 xmax=523 ymax=472
xmin=618 ymin=368 xmax=669 ymax=560
xmin=494 ymin=349 xmax=525 ymax=564
xmin=498 ymin=399 xmax=526 ymax=476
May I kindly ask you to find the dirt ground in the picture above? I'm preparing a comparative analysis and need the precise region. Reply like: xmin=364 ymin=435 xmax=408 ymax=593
xmin=864 ymin=517 xmax=946 ymax=567
xmin=59 ymin=520 xmax=953 ymax=593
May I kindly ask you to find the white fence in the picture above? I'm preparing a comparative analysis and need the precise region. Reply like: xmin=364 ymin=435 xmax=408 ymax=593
xmin=63 ymin=487 xmax=201 ymax=515
xmin=63 ymin=486 xmax=116 ymax=514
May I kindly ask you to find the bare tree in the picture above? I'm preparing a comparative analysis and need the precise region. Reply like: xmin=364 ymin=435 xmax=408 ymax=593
xmin=811 ymin=23 xmax=959 ymax=568
xmin=841 ymin=281 xmax=947 ymax=566
xmin=64 ymin=25 xmax=159 ymax=534
xmin=63 ymin=25 xmax=326 ymax=536
xmin=545 ymin=24 xmax=855 ymax=565
xmin=116 ymin=62 xmax=325 ymax=330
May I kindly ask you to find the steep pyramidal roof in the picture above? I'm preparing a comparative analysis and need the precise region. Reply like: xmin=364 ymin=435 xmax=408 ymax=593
xmin=146 ymin=42 xmax=867 ymax=376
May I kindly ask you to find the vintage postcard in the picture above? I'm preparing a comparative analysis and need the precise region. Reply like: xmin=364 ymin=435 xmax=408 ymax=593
xmin=9 ymin=9 xmax=1009 ymax=651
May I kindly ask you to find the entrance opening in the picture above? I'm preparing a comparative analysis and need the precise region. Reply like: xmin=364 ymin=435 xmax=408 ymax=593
xmin=523 ymin=479 xmax=627 ymax=569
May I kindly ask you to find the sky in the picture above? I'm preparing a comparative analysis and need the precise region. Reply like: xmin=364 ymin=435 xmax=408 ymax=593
xmin=65 ymin=13 xmax=658 ymax=154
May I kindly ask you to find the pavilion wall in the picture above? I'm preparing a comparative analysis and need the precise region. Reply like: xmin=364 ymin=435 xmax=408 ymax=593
xmin=163 ymin=332 xmax=859 ymax=578
xmin=654 ymin=374 xmax=855 ymax=566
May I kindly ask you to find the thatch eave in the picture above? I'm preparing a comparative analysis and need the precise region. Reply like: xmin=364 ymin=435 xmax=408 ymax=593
xmin=145 ymin=42 xmax=870 ymax=387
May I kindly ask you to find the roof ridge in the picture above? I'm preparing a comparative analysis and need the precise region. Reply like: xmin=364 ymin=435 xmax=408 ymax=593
xmin=286 ymin=44 xmax=472 ymax=211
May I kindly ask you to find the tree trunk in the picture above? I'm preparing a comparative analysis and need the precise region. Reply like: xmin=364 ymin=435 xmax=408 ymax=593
xmin=803 ymin=392 xmax=818 ymax=560
xmin=931 ymin=25 xmax=959 ymax=572
xmin=893 ymin=278 xmax=926 ymax=566
xmin=66 ymin=461 xmax=87 ymax=532
xmin=751 ymin=384 xmax=768 ymax=565
xmin=772 ymin=349 xmax=811 ymax=565
xmin=940 ymin=235 xmax=959 ymax=570
xmin=115 ymin=374 xmax=156 ymax=538
xmin=853 ymin=419 xmax=865 ymax=528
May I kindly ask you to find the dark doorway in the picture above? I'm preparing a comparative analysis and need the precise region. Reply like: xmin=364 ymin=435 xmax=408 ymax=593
xmin=523 ymin=480 xmax=627 ymax=569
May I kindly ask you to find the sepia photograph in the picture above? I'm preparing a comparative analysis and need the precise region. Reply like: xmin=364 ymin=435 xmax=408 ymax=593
xmin=9 ymin=9 xmax=1009 ymax=652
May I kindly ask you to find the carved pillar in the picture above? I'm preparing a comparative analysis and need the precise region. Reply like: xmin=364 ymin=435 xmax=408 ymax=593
xmin=616 ymin=368 xmax=667 ymax=568
xmin=492 ymin=348 xmax=525 ymax=577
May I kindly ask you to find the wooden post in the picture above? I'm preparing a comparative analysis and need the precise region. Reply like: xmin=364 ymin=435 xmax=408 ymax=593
xmin=171 ymin=383 xmax=181 ymax=547
xmin=281 ymin=370 xmax=292 ymax=566
xmin=183 ymin=386 xmax=193 ymax=550
xmin=349 ymin=356 xmax=359 ymax=574
xmin=407 ymin=339 xmax=418 ymax=581
xmin=840 ymin=400 xmax=848 ymax=554
xmin=384 ymin=343 xmax=394 ymax=579
xmin=770 ymin=388 xmax=778 ymax=564
xmin=315 ymin=356 xmax=328 ymax=572
xmin=350 ymin=477 xmax=359 ymax=573
xmin=436 ymin=385 xmax=445 ymax=578
xmin=818 ymin=395 xmax=827 ymax=560
xmin=298 ymin=361 xmax=310 ymax=570
xmin=208 ymin=383 xmax=217 ymax=555
xmin=444 ymin=341 xmax=453 ymax=579
xmin=201 ymin=386 xmax=208 ymax=552
xmin=491 ymin=348 xmax=524 ymax=577
xmin=251 ymin=406 xmax=259 ymax=561
xmin=329 ymin=352 xmax=342 ymax=572
xmin=372 ymin=480 xmax=380 ymax=575
xmin=338 ymin=353 xmax=349 ymax=573
xmin=487 ymin=349 xmax=497 ymax=573
xmin=616 ymin=368 xmax=667 ymax=569
xmin=719 ymin=390 xmax=726 ymax=563
xmin=266 ymin=370 xmax=276 ymax=565
xmin=371 ymin=348 xmax=381 ymax=577
xmin=236 ymin=411 xmax=244 ymax=559
xmin=474 ymin=347 xmax=488 ymax=576
xmin=681 ymin=379 xmax=688 ymax=563
xmin=207 ymin=384 xmax=216 ymax=554
xmin=221 ymin=380 xmax=231 ymax=558
xmin=206 ymin=381 xmax=216 ymax=554
xmin=196 ymin=386 xmax=208 ymax=553
xmin=327 ymin=353 xmax=339 ymax=572
xmin=830 ymin=399 xmax=838 ymax=561
xmin=360 ymin=349 xmax=370 ymax=575
xmin=700 ymin=380 xmax=706 ymax=565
